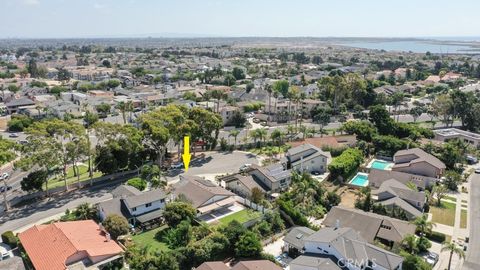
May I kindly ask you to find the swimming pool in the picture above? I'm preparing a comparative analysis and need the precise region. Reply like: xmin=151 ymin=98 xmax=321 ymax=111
xmin=368 ymin=159 xmax=393 ymax=170
xmin=349 ymin=173 xmax=369 ymax=187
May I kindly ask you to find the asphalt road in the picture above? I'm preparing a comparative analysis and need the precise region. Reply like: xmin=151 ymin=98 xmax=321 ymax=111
xmin=0 ymin=151 xmax=258 ymax=233
xmin=463 ymin=172 xmax=480 ymax=270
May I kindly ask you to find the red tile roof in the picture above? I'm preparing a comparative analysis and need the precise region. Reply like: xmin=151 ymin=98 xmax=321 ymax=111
xmin=18 ymin=220 xmax=123 ymax=270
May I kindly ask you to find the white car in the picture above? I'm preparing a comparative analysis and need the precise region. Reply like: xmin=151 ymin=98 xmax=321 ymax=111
xmin=170 ymin=163 xmax=183 ymax=169
xmin=0 ymin=173 xmax=8 ymax=180
xmin=239 ymin=164 xmax=252 ymax=172
xmin=0 ymin=243 xmax=13 ymax=261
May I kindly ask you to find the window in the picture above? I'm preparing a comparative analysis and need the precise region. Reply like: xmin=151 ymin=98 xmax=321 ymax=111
xmin=132 ymin=207 xmax=137 ymax=212
xmin=145 ymin=203 xmax=152 ymax=208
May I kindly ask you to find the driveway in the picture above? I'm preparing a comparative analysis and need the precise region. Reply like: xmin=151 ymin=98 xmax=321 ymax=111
xmin=167 ymin=151 xmax=261 ymax=181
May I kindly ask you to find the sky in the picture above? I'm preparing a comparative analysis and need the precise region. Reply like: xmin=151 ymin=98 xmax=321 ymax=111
xmin=2 ymin=0 xmax=480 ymax=38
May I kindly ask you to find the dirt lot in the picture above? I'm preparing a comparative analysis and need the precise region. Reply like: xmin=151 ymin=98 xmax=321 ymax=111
xmin=338 ymin=188 xmax=358 ymax=208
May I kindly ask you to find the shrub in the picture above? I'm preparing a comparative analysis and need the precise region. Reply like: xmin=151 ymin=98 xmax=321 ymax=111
xmin=1 ymin=231 xmax=17 ymax=248
xmin=328 ymin=148 xmax=364 ymax=181
xmin=278 ymin=199 xmax=309 ymax=226
xmin=103 ymin=214 xmax=130 ymax=240
xmin=426 ymin=231 xmax=446 ymax=243
xmin=126 ymin=177 xmax=147 ymax=191
xmin=7 ymin=114 xmax=34 ymax=132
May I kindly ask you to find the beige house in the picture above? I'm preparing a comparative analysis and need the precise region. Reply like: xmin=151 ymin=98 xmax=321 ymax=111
xmin=392 ymin=148 xmax=446 ymax=178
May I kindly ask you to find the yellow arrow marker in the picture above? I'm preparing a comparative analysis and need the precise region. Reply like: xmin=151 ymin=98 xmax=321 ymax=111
xmin=182 ymin=136 xmax=191 ymax=171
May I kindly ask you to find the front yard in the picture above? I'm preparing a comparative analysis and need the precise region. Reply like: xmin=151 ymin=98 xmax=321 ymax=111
xmin=131 ymin=225 xmax=170 ymax=252
xmin=218 ymin=209 xmax=262 ymax=226
xmin=46 ymin=165 xmax=103 ymax=190
xmin=430 ymin=201 xmax=456 ymax=227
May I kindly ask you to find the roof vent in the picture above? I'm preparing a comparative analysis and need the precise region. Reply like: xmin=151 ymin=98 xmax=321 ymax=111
xmin=335 ymin=219 xmax=340 ymax=230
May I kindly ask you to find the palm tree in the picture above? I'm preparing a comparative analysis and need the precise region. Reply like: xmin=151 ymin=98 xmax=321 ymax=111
xmin=401 ymin=234 xmax=418 ymax=254
xmin=229 ymin=129 xmax=240 ymax=149
xmin=257 ymin=128 xmax=268 ymax=146
xmin=270 ymin=129 xmax=284 ymax=146
xmin=441 ymin=241 xmax=465 ymax=270
xmin=411 ymin=214 xmax=435 ymax=236
xmin=74 ymin=203 xmax=96 ymax=220
xmin=265 ymin=84 xmax=273 ymax=115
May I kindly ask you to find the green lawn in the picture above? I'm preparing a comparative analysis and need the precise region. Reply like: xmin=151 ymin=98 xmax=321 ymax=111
xmin=444 ymin=196 xmax=457 ymax=202
xmin=218 ymin=209 xmax=262 ymax=226
xmin=132 ymin=225 xmax=170 ymax=252
xmin=430 ymin=201 xmax=456 ymax=227
xmin=46 ymin=165 xmax=103 ymax=190
xmin=461 ymin=209 xmax=468 ymax=229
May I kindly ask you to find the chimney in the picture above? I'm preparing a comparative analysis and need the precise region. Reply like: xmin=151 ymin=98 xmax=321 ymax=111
xmin=105 ymin=232 xmax=111 ymax=242
xmin=335 ymin=219 xmax=340 ymax=230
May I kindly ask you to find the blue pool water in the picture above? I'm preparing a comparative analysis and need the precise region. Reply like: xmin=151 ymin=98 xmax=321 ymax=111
xmin=350 ymin=173 xmax=369 ymax=187
xmin=370 ymin=160 xmax=392 ymax=170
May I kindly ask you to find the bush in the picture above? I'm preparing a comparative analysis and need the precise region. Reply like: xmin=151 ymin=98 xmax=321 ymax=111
xmin=126 ymin=177 xmax=147 ymax=191
xmin=8 ymin=114 xmax=34 ymax=132
xmin=103 ymin=214 xmax=130 ymax=240
xmin=328 ymin=148 xmax=364 ymax=181
xmin=278 ymin=199 xmax=309 ymax=226
xmin=426 ymin=231 xmax=446 ymax=243
xmin=1 ymin=231 xmax=17 ymax=248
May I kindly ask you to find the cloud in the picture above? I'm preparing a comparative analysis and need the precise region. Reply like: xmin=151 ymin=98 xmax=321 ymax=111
xmin=22 ymin=0 xmax=40 ymax=6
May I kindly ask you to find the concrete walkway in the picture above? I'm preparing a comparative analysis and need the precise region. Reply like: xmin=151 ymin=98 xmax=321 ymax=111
xmin=431 ymin=178 xmax=470 ymax=270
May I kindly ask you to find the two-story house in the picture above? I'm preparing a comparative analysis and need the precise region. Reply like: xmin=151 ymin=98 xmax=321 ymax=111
xmin=392 ymin=148 xmax=446 ymax=178
xmin=173 ymin=175 xmax=236 ymax=219
xmin=98 ymin=185 xmax=166 ymax=227
xmin=287 ymin=226 xmax=403 ymax=270
xmin=248 ymin=163 xmax=291 ymax=193
xmin=284 ymin=143 xmax=331 ymax=174
xmin=372 ymin=179 xmax=426 ymax=220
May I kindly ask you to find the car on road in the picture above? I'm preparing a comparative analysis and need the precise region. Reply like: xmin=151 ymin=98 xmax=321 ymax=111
xmin=252 ymin=118 xmax=260 ymax=123
xmin=8 ymin=133 xmax=18 ymax=138
xmin=421 ymin=251 xmax=439 ymax=267
xmin=0 ymin=173 xmax=9 ymax=180
xmin=170 ymin=163 xmax=183 ymax=169
xmin=475 ymin=168 xmax=480 ymax=174
xmin=0 ymin=186 xmax=12 ymax=193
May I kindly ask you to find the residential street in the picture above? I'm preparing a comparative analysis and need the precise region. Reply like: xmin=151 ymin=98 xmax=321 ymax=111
xmin=0 ymin=151 xmax=259 ymax=234
xmin=463 ymin=172 xmax=480 ymax=270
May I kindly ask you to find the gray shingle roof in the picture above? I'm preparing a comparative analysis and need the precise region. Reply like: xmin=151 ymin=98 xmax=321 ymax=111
xmin=393 ymin=148 xmax=446 ymax=170
xmin=174 ymin=175 xmax=234 ymax=208
xmin=323 ymin=206 xmax=415 ymax=243
xmin=123 ymin=188 xmax=166 ymax=209
xmin=284 ymin=226 xmax=316 ymax=250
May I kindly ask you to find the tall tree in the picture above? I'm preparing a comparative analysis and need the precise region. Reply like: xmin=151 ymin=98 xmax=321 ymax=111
xmin=441 ymin=241 xmax=465 ymax=270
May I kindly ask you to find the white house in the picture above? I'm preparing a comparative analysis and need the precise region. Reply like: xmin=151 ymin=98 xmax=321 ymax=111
xmin=284 ymin=143 xmax=331 ymax=173
xmin=288 ymin=227 xmax=403 ymax=270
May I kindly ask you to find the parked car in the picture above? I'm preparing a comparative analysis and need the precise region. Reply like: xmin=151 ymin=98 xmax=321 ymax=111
xmin=0 ymin=173 xmax=9 ymax=180
xmin=0 ymin=243 xmax=13 ymax=261
xmin=421 ymin=252 xmax=439 ymax=267
xmin=239 ymin=164 xmax=252 ymax=172
xmin=252 ymin=118 xmax=260 ymax=123
xmin=466 ymin=155 xmax=478 ymax=165
xmin=475 ymin=168 xmax=480 ymax=174
xmin=0 ymin=186 xmax=12 ymax=193
xmin=8 ymin=133 xmax=18 ymax=138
